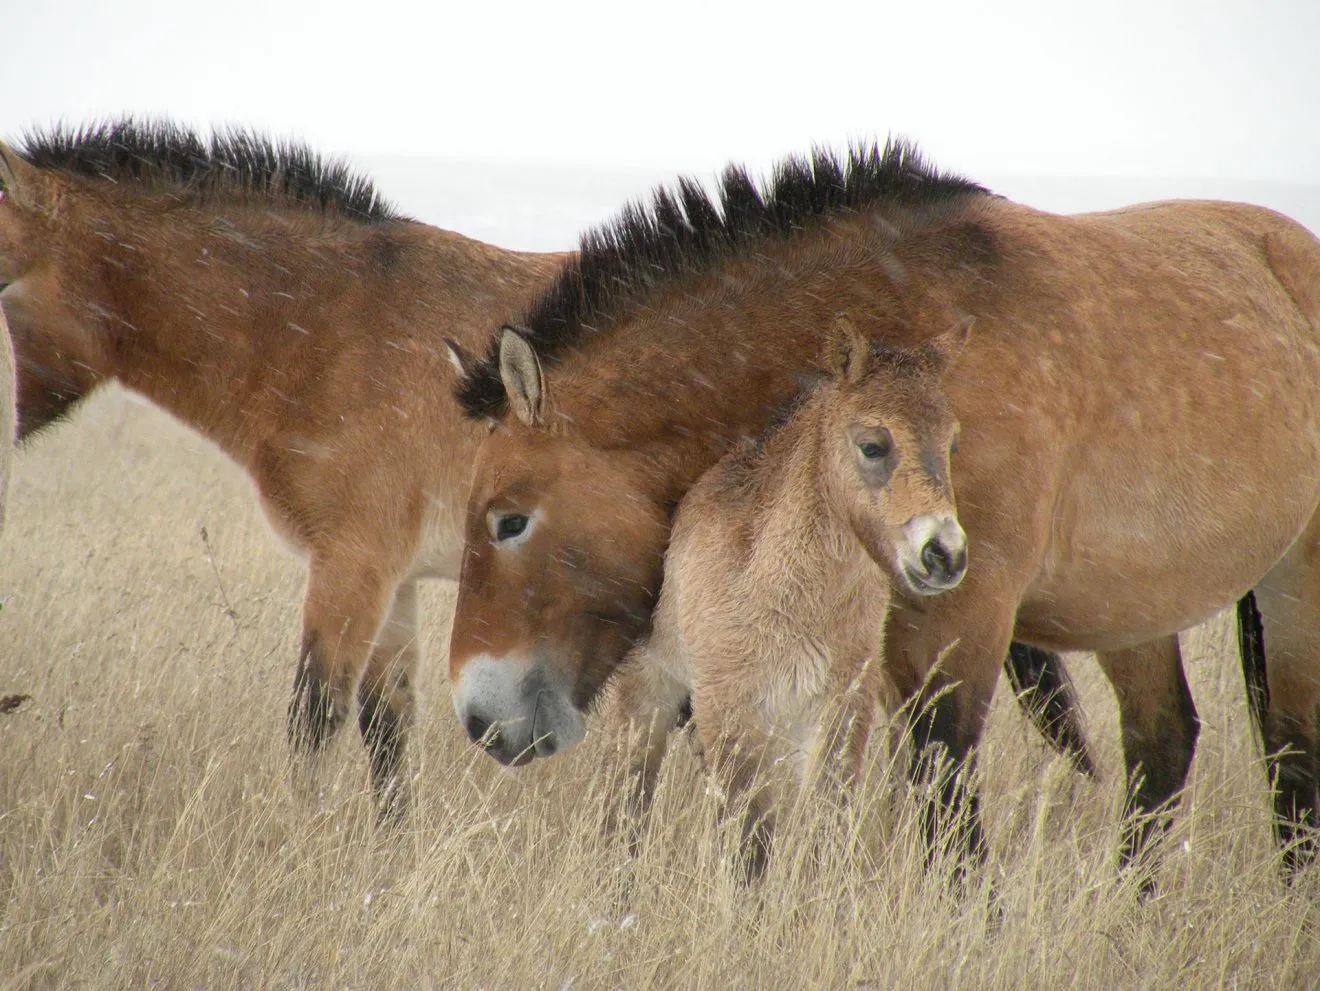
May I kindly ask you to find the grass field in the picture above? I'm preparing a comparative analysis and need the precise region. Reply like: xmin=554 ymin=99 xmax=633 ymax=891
xmin=2 ymin=387 xmax=1317 ymax=989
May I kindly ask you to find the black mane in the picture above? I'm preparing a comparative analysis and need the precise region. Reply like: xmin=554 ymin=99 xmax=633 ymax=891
xmin=458 ymin=138 xmax=987 ymax=420
xmin=16 ymin=117 xmax=400 ymax=223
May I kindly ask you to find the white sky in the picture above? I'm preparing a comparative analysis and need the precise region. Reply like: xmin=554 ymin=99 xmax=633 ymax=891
xmin=2 ymin=0 xmax=1317 ymax=184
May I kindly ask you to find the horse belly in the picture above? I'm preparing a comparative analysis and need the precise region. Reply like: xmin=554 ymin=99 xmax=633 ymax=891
xmin=1020 ymin=421 xmax=1320 ymax=652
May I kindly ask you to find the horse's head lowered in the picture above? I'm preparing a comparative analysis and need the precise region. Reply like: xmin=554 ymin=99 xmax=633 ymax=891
xmin=447 ymin=329 xmax=669 ymax=764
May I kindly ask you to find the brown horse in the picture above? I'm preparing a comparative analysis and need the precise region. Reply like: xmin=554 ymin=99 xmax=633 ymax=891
xmin=446 ymin=140 xmax=1320 ymax=878
xmin=0 ymin=119 xmax=1098 ymax=819
xmin=0 ymin=304 xmax=14 ymax=531
xmin=605 ymin=317 xmax=968 ymax=876
xmin=0 ymin=119 xmax=566 ymax=816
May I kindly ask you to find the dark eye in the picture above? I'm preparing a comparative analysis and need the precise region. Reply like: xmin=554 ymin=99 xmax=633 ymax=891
xmin=495 ymin=514 xmax=529 ymax=542
xmin=858 ymin=437 xmax=891 ymax=460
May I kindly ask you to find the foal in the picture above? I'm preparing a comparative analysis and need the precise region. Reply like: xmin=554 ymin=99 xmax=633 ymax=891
xmin=612 ymin=317 xmax=968 ymax=874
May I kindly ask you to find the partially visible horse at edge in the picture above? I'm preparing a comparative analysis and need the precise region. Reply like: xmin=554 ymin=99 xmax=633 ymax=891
xmin=0 ymin=120 xmax=566 ymax=816
xmin=444 ymin=139 xmax=1318 ymax=881
xmin=0 ymin=303 xmax=14 ymax=532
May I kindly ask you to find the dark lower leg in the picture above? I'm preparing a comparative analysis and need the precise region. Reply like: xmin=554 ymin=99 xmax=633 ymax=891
xmin=1264 ymin=727 xmax=1320 ymax=878
xmin=1097 ymin=639 xmax=1198 ymax=886
xmin=1003 ymin=643 xmax=1097 ymax=778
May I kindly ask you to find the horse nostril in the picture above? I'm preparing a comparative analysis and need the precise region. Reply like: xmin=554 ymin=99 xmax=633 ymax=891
xmin=464 ymin=712 xmax=493 ymax=746
xmin=921 ymin=538 xmax=953 ymax=577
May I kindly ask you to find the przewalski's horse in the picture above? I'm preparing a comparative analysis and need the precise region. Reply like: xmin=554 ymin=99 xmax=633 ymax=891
xmin=446 ymin=140 xmax=1320 ymax=879
xmin=608 ymin=317 xmax=969 ymax=877
xmin=0 ymin=304 xmax=14 ymax=531
xmin=0 ymin=119 xmax=567 ymax=816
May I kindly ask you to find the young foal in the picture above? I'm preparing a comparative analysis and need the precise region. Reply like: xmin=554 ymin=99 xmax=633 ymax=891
xmin=613 ymin=319 xmax=968 ymax=875
xmin=0 ymin=120 xmax=566 ymax=815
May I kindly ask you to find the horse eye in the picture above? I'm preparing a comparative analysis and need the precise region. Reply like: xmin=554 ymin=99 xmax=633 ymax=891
xmin=495 ymin=514 xmax=529 ymax=541
xmin=858 ymin=437 xmax=891 ymax=460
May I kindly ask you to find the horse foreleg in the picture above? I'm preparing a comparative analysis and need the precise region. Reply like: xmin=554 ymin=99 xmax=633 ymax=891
xmin=887 ymin=608 xmax=1009 ymax=882
xmin=599 ymin=656 xmax=691 ymax=853
xmin=288 ymin=550 xmax=398 ymax=774
xmin=1094 ymin=636 xmax=1198 ymax=889
xmin=1252 ymin=547 xmax=1320 ymax=880
xmin=1003 ymin=644 xmax=1097 ymax=778
xmin=357 ymin=577 xmax=420 ymax=824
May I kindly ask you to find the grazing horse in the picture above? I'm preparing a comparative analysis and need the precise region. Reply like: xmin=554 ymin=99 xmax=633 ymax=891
xmin=0 ymin=119 xmax=1096 ymax=818
xmin=446 ymin=139 xmax=1320 ymax=878
xmin=605 ymin=317 xmax=969 ymax=877
xmin=0 ymin=119 xmax=567 ymax=816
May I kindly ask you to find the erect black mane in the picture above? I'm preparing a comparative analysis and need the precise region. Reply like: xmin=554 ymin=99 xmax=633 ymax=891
xmin=15 ymin=117 xmax=400 ymax=223
xmin=457 ymin=138 xmax=987 ymax=420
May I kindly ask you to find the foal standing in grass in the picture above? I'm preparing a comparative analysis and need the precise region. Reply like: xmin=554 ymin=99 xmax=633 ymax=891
xmin=610 ymin=318 xmax=969 ymax=875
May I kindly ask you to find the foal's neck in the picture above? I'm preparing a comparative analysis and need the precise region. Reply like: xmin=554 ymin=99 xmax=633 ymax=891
xmin=748 ymin=405 xmax=863 ymax=581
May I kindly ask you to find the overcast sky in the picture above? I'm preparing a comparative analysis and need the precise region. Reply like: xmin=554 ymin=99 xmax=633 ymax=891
xmin=2 ymin=0 xmax=1317 ymax=186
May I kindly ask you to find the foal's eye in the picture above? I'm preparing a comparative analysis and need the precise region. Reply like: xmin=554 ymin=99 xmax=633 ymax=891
xmin=858 ymin=437 xmax=892 ymax=460
xmin=494 ymin=514 xmax=529 ymax=542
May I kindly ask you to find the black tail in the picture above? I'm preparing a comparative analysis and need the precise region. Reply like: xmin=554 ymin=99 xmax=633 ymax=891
xmin=1237 ymin=591 xmax=1268 ymax=753
xmin=1004 ymin=644 xmax=1098 ymax=779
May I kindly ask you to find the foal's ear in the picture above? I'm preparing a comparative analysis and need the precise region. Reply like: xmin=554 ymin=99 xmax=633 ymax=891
xmin=824 ymin=314 xmax=871 ymax=384
xmin=0 ymin=143 xmax=46 ymax=211
xmin=923 ymin=316 xmax=974 ymax=375
xmin=498 ymin=326 xmax=545 ymax=427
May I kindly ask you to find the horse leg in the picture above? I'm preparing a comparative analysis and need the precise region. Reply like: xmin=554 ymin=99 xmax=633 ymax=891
xmin=691 ymin=686 xmax=781 ymax=883
xmin=1003 ymin=645 xmax=1097 ymax=778
xmin=356 ymin=577 xmax=420 ymax=824
xmin=1094 ymin=636 xmax=1198 ymax=886
xmin=599 ymin=656 xmax=691 ymax=851
xmin=1252 ymin=545 xmax=1320 ymax=879
xmin=887 ymin=603 xmax=1013 ymax=879
xmin=288 ymin=548 xmax=399 ymax=773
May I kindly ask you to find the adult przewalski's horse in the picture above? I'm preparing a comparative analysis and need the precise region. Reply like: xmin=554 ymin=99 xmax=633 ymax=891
xmin=0 ymin=304 xmax=14 ymax=530
xmin=0 ymin=119 xmax=566 ymax=816
xmin=0 ymin=120 xmax=1094 ymax=819
xmin=446 ymin=141 xmax=1320 ymax=876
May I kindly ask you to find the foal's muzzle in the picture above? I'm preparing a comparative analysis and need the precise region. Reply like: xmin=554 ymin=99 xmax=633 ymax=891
xmin=452 ymin=656 xmax=586 ymax=765
xmin=900 ymin=515 xmax=968 ymax=596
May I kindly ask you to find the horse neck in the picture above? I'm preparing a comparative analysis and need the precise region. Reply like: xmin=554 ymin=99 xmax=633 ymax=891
xmin=743 ymin=403 xmax=867 ymax=589
xmin=70 ymin=199 xmax=382 ymax=462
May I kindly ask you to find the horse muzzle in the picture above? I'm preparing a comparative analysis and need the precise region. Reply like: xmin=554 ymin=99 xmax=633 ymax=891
xmin=899 ymin=515 xmax=968 ymax=596
xmin=451 ymin=655 xmax=586 ymax=765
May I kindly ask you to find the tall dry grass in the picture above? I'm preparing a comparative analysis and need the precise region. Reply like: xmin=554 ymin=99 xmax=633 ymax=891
xmin=1 ymin=388 xmax=1317 ymax=990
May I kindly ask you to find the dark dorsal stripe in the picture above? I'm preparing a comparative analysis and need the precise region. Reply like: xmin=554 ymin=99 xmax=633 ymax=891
xmin=15 ymin=117 xmax=400 ymax=223
xmin=457 ymin=138 xmax=988 ymax=420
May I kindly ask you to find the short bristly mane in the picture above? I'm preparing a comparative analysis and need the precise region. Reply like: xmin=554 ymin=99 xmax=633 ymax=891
xmin=16 ymin=117 xmax=400 ymax=223
xmin=458 ymin=138 xmax=987 ymax=420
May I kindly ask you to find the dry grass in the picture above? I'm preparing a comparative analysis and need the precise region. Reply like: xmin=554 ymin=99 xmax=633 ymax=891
xmin=2 ymin=387 xmax=1318 ymax=990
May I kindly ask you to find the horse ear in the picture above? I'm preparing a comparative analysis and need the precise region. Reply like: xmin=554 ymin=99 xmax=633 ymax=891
xmin=923 ymin=315 xmax=974 ymax=375
xmin=824 ymin=314 xmax=870 ymax=384
xmin=443 ymin=337 xmax=473 ymax=380
xmin=498 ymin=326 xmax=545 ymax=427
xmin=0 ymin=143 xmax=47 ymax=211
